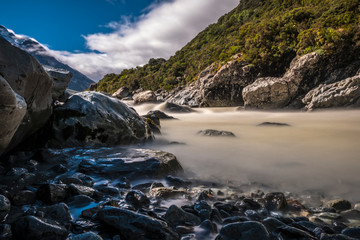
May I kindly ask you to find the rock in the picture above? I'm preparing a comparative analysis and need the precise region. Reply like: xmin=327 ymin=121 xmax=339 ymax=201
xmin=0 ymin=195 xmax=10 ymax=221
xmin=145 ymin=110 xmax=175 ymax=119
xmin=167 ymin=60 xmax=257 ymax=107
xmin=37 ymin=184 xmax=68 ymax=204
xmin=264 ymin=192 xmax=288 ymax=211
xmin=70 ymin=232 xmax=103 ymax=240
xmin=0 ymin=75 xmax=27 ymax=156
xmin=43 ymin=203 xmax=72 ymax=222
xmin=216 ymin=221 xmax=270 ymax=240
xmin=340 ymin=209 xmax=360 ymax=219
xmin=262 ymin=217 xmax=287 ymax=235
xmin=97 ymin=206 xmax=179 ymax=240
xmin=199 ymin=219 xmax=218 ymax=235
xmin=257 ymin=122 xmax=290 ymax=127
xmin=133 ymin=90 xmax=157 ymax=104
xmin=164 ymin=205 xmax=201 ymax=226
xmin=342 ymin=227 xmax=360 ymax=238
xmin=68 ymin=184 xmax=95 ymax=197
xmin=320 ymin=233 xmax=358 ymax=240
xmin=77 ymin=148 xmax=183 ymax=179
xmin=303 ymin=75 xmax=360 ymax=110
xmin=276 ymin=225 xmax=317 ymax=239
xmin=243 ymin=52 xmax=321 ymax=109
xmin=50 ymin=91 xmax=153 ymax=147
xmin=325 ymin=199 xmax=352 ymax=211
xmin=12 ymin=216 xmax=69 ymax=240
xmin=0 ymin=224 xmax=12 ymax=240
xmin=354 ymin=203 xmax=360 ymax=211
xmin=165 ymin=175 xmax=191 ymax=188
xmin=142 ymin=113 xmax=161 ymax=134
xmin=149 ymin=187 xmax=187 ymax=199
xmin=112 ymin=86 xmax=130 ymax=100
xmin=89 ymin=83 xmax=97 ymax=91
xmin=125 ymin=190 xmax=150 ymax=209
xmin=12 ymin=190 xmax=36 ymax=205
xmin=68 ymin=195 xmax=95 ymax=208
xmin=96 ymin=186 xmax=120 ymax=197
xmin=197 ymin=129 xmax=235 ymax=137
xmin=0 ymin=37 xmax=53 ymax=153
xmin=162 ymin=101 xmax=194 ymax=113
xmin=44 ymin=66 xmax=73 ymax=101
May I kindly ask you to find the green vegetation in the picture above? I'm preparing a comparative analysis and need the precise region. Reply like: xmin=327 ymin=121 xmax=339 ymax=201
xmin=96 ymin=0 xmax=360 ymax=94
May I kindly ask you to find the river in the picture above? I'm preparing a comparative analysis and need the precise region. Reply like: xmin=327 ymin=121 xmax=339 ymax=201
xmin=133 ymin=103 xmax=360 ymax=203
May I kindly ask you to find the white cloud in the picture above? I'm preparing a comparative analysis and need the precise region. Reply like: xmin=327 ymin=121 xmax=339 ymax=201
xmin=51 ymin=0 xmax=239 ymax=81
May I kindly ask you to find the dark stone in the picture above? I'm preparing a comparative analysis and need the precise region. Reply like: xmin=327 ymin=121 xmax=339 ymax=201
xmin=0 ymin=195 xmax=10 ymax=221
xmin=257 ymin=122 xmax=291 ymax=127
xmin=264 ymin=192 xmax=288 ymax=211
xmin=262 ymin=217 xmax=287 ymax=234
xmin=68 ymin=195 xmax=95 ymax=208
xmin=0 ymin=224 xmax=12 ymax=240
xmin=96 ymin=186 xmax=120 ymax=196
xmin=43 ymin=203 xmax=72 ymax=222
xmin=197 ymin=129 xmax=235 ymax=137
xmin=342 ymin=227 xmax=360 ymax=238
xmin=70 ymin=232 xmax=103 ymax=240
xmin=6 ymin=167 xmax=28 ymax=176
xmin=320 ymin=233 xmax=358 ymax=240
xmin=37 ymin=184 xmax=68 ymax=204
xmin=175 ymin=225 xmax=194 ymax=235
xmin=164 ymin=205 xmax=201 ymax=227
xmin=238 ymin=198 xmax=262 ymax=210
xmin=163 ymin=102 xmax=194 ymax=113
xmin=325 ymin=199 xmax=352 ymax=211
xmin=216 ymin=221 xmax=270 ymax=240
xmin=68 ymin=184 xmax=95 ymax=197
xmin=199 ymin=219 xmax=218 ymax=234
xmin=125 ymin=190 xmax=150 ymax=209
xmin=12 ymin=190 xmax=36 ymax=206
xmin=244 ymin=210 xmax=263 ymax=221
xmin=143 ymin=114 xmax=161 ymax=134
xmin=165 ymin=175 xmax=191 ymax=188
xmin=223 ymin=216 xmax=250 ymax=225
xmin=146 ymin=110 xmax=175 ymax=119
xmin=59 ymin=177 xmax=83 ymax=185
xmin=276 ymin=225 xmax=317 ymax=239
xmin=12 ymin=216 xmax=69 ymax=240
xmin=97 ymin=206 xmax=179 ymax=240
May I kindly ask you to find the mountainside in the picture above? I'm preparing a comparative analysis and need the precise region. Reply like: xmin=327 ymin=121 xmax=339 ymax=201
xmin=0 ymin=25 xmax=94 ymax=91
xmin=95 ymin=0 xmax=360 ymax=94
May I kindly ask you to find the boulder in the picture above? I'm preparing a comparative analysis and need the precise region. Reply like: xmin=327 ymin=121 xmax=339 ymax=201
xmin=133 ymin=90 xmax=157 ymax=104
xmin=70 ymin=232 xmax=103 ymax=240
xmin=77 ymin=148 xmax=183 ymax=179
xmin=97 ymin=206 xmax=179 ymax=240
xmin=264 ymin=192 xmax=288 ymax=211
xmin=243 ymin=52 xmax=321 ymax=109
xmin=325 ymin=199 xmax=352 ymax=211
xmin=145 ymin=110 xmax=175 ymax=119
xmin=164 ymin=205 xmax=201 ymax=226
xmin=0 ymin=75 xmax=27 ymax=156
xmin=162 ymin=102 xmax=194 ymax=113
xmin=37 ymin=184 xmax=68 ymax=204
xmin=197 ymin=129 xmax=235 ymax=137
xmin=112 ymin=86 xmax=130 ymax=100
xmin=0 ymin=37 xmax=53 ymax=152
xmin=125 ymin=190 xmax=150 ymax=209
xmin=50 ymin=91 xmax=153 ymax=147
xmin=44 ymin=66 xmax=73 ymax=101
xmin=42 ymin=203 xmax=72 ymax=222
xmin=0 ymin=195 xmax=10 ymax=221
xmin=303 ymin=75 xmax=360 ymax=110
xmin=216 ymin=221 xmax=270 ymax=240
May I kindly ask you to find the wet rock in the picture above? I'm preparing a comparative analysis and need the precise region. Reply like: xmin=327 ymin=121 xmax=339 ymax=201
xmin=78 ymin=148 xmax=183 ymax=179
xmin=125 ymin=190 xmax=150 ymax=209
xmin=199 ymin=219 xmax=218 ymax=234
xmin=162 ymin=102 xmax=194 ymax=113
xmin=0 ymin=224 xmax=12 ymax=240
xmin=6 ymin=167 xmax=28 ymax=176
xmin=320 ymin=233 xmax=358 ymax=240
xmin=341 ymin=227 xmax=360 ymax=238
xmin=0 ymin=195 xmax=10 ymax=221
xmin=257 ymin=122 xmax=291 ymax=127
xmin=112 ymin=86 xmax=130 ymax=100
xmin=325 ymin=199 xmax=352 ymax=211
xmin=133 ymin=90 xmax=157 ymax=104
xmin=97 ymin=206 xmax=179 ymax=240
xmin=165 ymin=175 xmax=191 ymax=188
xmin=37 ymin=184 xmax=68 ymax=204
xmin=238 ymin=198 xmax=262 ymax=210
xmin=81 ymin=205 xmax=101 ymax=218
xmin=216 ymin=221 xmax=270 ymax=240
xmin=276 ymin=225 xmax=317 ymax=239
xmin=50 ymin=91 xmax=153 ymax=147
xmin=303 ymin=75 xmax=360 ymax=110
xmin=264 ymin=192 xmax=288 ymax=211
xmin=145 ymin=110 xmax=175 ymax=119
xmin=12 ymin=216 xmax=69 ymax=240
xmin=43 ymin=203 xmax=72 ymax=222
xmin=68 ymin=195 xmax=95 ymax=208
xmin=68 ymin=184 xmax=96 ymax=197
xmin=176 ymin=225 xmax=194 ymax=235
xmin=262 ymin=217 xmax=287 ymax=235
xmin=244 ymin=210 xmax=263 ymax=221
xmin=197 ymin=189 xmax=215 ymax=202
xmin=70 ymin=232 xmax=103 ymax=240
xmin=50 ymin=164 xmax=67 ymax=174
xmin=12 ymin=190 xmax=36 ymax=206
xmin=164 ymin=205 xmax=201 ymax=226
xmin=44 ymin=66 xmax=73 ymax=101
xmin=197 ymin=129 xmax=235 ymax=137
xmin=149 ymin=187 xmax=187 ymax=199
xmin=60 ymin=177 xmax=83 ymax=185
xmin=222 ymin=216 xmax=249 ymax=225
xmin=71 ymin=173 xmax=94 ymax=187
xmin=96 ymin=186 xmax=120 ymax=197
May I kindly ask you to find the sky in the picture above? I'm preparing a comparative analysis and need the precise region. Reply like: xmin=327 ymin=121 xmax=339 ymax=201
xmin=1 ymin=0 xmax=239 ymax=81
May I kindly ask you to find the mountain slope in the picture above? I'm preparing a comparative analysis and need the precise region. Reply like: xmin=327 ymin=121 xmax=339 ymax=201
xmin=95 ymin=0 xmax=360 ymax=94
xmin=0 ymin=25 xmax=94 ymax=91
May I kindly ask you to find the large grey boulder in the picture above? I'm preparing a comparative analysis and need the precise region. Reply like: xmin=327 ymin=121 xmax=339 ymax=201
xmin=133 ymin=90 xmax=157 ymax=104
xmin=0 ymin=37 xmax=53 ymax=154
xmin=50 ymin=91 xmax=152 ymax=147
xmin=243 ymin=52 xmax=320 ymax=109
xmin=112 ymin=86 xmax=130 ymax=100
xmin=43 ymin=66 xmax=73 ymax=101
xmin=303 ymin=75 xmax=360 ymax=110
xmin=0 ymin=76 xmax=27 ymax=156
xmin=97 ymin=207 xmax=180 ymax=240
xmin=167 ymin=60 xmax=257 ymax=107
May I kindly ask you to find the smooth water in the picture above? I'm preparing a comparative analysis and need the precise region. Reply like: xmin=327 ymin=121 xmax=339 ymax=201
xmin=134 ymin=103 xmax=360 ymax=202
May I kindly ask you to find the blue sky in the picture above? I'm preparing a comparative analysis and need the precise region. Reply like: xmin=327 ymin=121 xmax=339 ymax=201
xmin=1 ymin=0 xmax=239 ymax=80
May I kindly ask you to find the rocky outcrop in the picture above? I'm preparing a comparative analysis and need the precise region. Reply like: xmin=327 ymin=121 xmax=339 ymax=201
xmin=303 ymin=75 xmax=360 ymax=110
xmin=50 ymin=91 xmax=152 ymax=147
xmin=112 ymin=86 xmax=130 ymax=100
xmin=243 ymin=52 xmax=321 ymax=109
xmin=43 ymin=66 xmax=73 ymax=101
xmin=133 ymin=90 xmax=157 ymax=104
xmin=167 ymin=60 xmax=257 ymax=107
xmin=0 ymin=37 xmax=53 ymax=156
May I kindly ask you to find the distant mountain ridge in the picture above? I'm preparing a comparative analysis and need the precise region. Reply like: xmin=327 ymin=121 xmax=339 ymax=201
xmin=0 ymin=25 xmax=94 ymax=91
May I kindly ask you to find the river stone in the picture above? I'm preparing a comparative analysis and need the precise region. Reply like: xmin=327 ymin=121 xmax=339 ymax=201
xmin=68 ymin=184 xmax=95 ymax=197
xmin=325 ymin=199 xmax=352 ymax=211
xmin=0 ymin=224 xmax=12 ymax=240
xmin=50 ymin=91 xmax=153 ymax=147
xmin=37 ymin=184 xmax=68 ymax=204
xmin=197 ymin=129 xmax=235 ymax=137
xmin=0 ymin=37 xmax=53 ymax=153
xmin=43 ymin=203 xmax=72 ymax=222
xmin=125 ymin=190 xmax=150 ymax=209
xmin=164 ymin=205 xmax=201 ymax=227
xmin=133 ymin=90 xmax=157 ymax=104
xmin=264 ymin=192 xmax=288 ymax=211
xmin=342 ymin=227 xmax=360 ymax=238
xmin=257 ymin=122 xmax=290 ymax=127
xmin=276 ymin=225 xmax=317 ymax=239
xmin=0 ymin=195 xmax=10 ymax=221
xmin=262 ymin=217 xmax=287 ymax=234
xmin=12 ymin=216 xmax=69 ymax=240
xmin=303 ymin=75 xmax=360 ymax=110
xmin=44 ymin=66 xmax=73 ymax=101
xmin=216 ymin=221 xmax=270 ymax=240
xmin=12 ymin=190 xmax=36 ymax=206
xmin=320 ymin=233 xmax=358 ymax=240
xmin=162 ymin=101 xmax=194 ymax=113
xmin=77 ymin=148 xmax=183 ymax=179
xmin=70 ymin=232 xmax=103 ymax=240
xmin=112 ymin=86 xmax=130 ymax=100
xmin=145 ymin=110 xmax=175 ymax=119
xmin=0 ymin=75 xmax=27 ymax=156
xmin=97 ymin=206 xmax=179 ymax=240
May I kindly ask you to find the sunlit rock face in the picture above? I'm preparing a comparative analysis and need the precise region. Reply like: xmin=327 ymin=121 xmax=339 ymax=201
xmin=50 ymin=91 xmax=153 ymax=147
